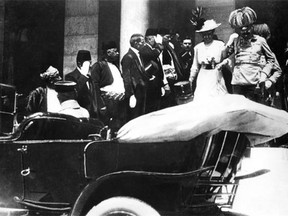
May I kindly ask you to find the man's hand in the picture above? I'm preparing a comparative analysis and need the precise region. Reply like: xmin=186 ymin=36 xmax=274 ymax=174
xmin=161 ymin=87 xmax=165 ymax=96
xmin=157 ymin=43 xmax=164 ymax=50
xmin=226 ymin=33 xmax=238 ymax=46
xmin=164 ymin=68 xmax=177 ymax=80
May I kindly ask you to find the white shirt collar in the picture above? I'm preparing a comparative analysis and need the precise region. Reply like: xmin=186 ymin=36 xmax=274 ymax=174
xmin=130 ymin=47 xmax=139 ymax=55
xmin=77 ymin=66 xmax=89 ymax=78
xmin=60 ymin=100 xmax=81 ymax=110
xmin=146 ymin=43 xmax=153 ymax=49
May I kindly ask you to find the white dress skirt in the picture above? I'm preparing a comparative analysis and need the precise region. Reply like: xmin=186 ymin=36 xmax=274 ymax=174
xmin=193 ymin=67 xmax=228 ymax=100
xmin=191 ymin=40 xmax=228 ymax=101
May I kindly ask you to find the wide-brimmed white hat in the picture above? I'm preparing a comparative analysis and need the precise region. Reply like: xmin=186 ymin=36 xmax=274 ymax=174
xmin=196 ymin=19 xmax=221 ymax=33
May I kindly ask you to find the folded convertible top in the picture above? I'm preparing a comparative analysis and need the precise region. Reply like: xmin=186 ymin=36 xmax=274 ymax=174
xmin=117 ymin=94 xmax=288 ymax=145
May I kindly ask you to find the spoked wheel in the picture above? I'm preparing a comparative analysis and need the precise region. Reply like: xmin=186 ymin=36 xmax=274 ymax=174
xmin=86 ymin=196 xmax=160 ymax=216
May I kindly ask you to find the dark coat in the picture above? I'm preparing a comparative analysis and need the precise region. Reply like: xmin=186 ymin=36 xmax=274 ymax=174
xmin=164 ymin=43 xmax=184 ymax=80
xmin=140 ymin=44 xmax=164 ymax=90
xmin=90 ymin=60 xmax=124 ymax=127
xmin=121 ymin=48 xmax=149 ymax=98
xmin=121 ymin=48 xmax=148 ymax=120
xmin=65 ymin=68 xmax=97 ymax=117
xmin=178 ymin=49 xmax=194 ymax=81
xmin=90 ymin=60 xmax=114 ymax=88
xmin=139 ymin=44 xmax=164 ymax=112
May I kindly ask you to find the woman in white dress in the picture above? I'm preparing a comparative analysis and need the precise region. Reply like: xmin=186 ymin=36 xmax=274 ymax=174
xmin=189 ymin=19 xmax=228 ymax=100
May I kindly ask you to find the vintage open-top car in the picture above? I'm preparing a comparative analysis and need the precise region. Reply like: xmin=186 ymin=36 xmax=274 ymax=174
xmin=1 ymin=82 xmax=288 ymax=216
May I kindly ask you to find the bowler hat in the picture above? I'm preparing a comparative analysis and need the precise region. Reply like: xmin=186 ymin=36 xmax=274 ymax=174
xmin=54 ymin=81 xmax=76 ymax=93
xmin=76 ymin=50 xmax=91 ymax=63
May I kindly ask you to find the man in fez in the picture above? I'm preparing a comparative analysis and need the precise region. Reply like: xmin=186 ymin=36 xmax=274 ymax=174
xmin=90 ymin=41 xmax=125 ymax=131
xmin=65 ymin=50 xmax=98 ymax=117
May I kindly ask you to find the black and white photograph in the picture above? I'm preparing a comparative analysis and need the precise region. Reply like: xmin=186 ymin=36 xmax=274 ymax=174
xmin=1 ymin=0 xmax=288 ymax=215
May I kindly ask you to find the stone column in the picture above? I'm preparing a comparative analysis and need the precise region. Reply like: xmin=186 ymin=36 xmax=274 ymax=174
xmin=63 ymin=0 xmax=99 ymax=77
xmin=195 ymin=0 xmax=235 ymax=44
xmin=120 ymin=0 xmax=149 ymax=60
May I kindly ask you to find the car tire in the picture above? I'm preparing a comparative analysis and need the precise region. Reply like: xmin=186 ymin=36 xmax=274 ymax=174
xmin=86 ymin=196 xmax=160 ymax=216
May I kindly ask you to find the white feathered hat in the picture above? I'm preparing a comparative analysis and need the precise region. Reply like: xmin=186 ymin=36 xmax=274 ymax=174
xmin=196 ymin=19 xmax=221 ymax=33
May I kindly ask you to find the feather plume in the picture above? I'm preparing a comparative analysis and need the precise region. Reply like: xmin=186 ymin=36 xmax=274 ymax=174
xmin=190 ymin=7 xmax=205 ymax=30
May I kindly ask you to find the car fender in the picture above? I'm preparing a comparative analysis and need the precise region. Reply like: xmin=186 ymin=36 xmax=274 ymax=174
xmin=71 ymin=167 xmax=212 ymax=216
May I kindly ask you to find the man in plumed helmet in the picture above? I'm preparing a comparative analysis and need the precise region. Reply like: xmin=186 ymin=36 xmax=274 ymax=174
xmin=65 ymin=50 xmax=98 ymax=117
xmin=90 ymin=41 xmax=125 ymax=132
xmin=217 ymin=6 xmax=282 ymax=104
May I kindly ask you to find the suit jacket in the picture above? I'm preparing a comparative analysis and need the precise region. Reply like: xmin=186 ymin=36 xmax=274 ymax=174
xmin=90 ymin=60 xmax=120 ymax=122
xmin=65 ymin=68 xmax=95 ymax=116
xmin=121 ymin=48 xmax=148 ymax=99
xmin=163 ymin=43 xmax=184 ymax=80
xmin=139 ymin=44 xmax=164 ymax=97
xmin=90 ymin=60 xmax=114 ymax=88
xmin=178 ymin=49 xmax=194 ymax=81
xmin=121 ymin=48 xmax=148 ymax=120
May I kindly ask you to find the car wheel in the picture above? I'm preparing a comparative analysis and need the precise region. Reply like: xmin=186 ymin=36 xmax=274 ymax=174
xmin=86 ymin=196 xmax=160 ymax=216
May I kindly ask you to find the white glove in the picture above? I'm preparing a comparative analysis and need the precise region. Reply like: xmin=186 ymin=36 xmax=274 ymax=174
xmin=155 ymin=34 xmax=163 ymax=44
xmin=265 ymin=79 xmax=273 ymax=89
xmin=226 ymin=33 xmax=239 ymax=47
xmin=129 ymin=95 xmax=137 ymax=108
xmin=161 ymin=87 xmax=166 ymax=96
xmin=215 ymin=59 xmax=229 ymax=70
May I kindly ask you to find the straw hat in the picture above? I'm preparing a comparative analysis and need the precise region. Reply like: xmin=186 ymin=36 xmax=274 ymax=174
xmin=196 ymin=19 xmax=221 ymax=33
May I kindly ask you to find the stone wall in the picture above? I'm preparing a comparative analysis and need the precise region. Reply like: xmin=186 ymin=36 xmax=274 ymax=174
xmin=63 ymin=0 xmax=99 ymax=76
xmin=195 ymin=0 xmax=235 ymax=44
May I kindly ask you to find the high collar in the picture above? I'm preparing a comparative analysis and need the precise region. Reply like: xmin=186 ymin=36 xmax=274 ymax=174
xmin=76 ymin=67 xmax=89 ymax=78
xmin=60 ymin=100 xmax=80 ymax=109
xmin=130 ymin=47 xmax=139 ymax=54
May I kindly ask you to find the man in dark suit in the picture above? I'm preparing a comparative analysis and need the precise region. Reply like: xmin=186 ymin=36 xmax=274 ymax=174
xmin=121 ymin=33 xmax=149 ymax=122
xmin=139 ymin=28 xmax=165 ymax=113
xmin=159 ymin=28 xmax=184 ymax=82
xmin=65 ymin=50 xmax=98 ymax=118
xmin=158 ymin=28 xmax=184 ymax=108
xmin=90 ymin=41 xmax=125 ymax=132
xmin=178 ymin=36 xmax=194 ymax=81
